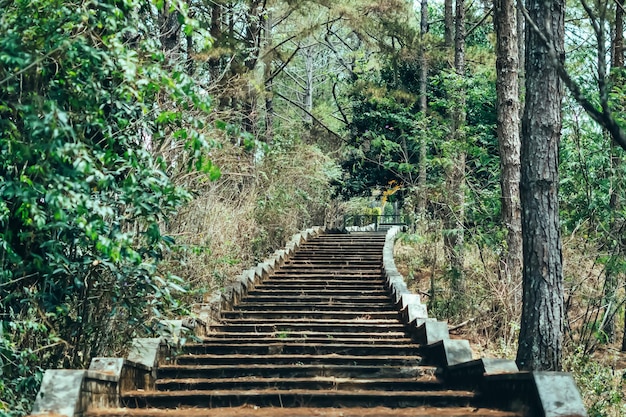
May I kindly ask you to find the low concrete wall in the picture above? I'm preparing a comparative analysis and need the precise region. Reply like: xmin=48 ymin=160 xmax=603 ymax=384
xmin=382 ymin=226 xmax=587 ymax=417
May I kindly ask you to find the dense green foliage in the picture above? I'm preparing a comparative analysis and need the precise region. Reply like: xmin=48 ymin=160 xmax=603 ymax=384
xmin=0 ymin=1 xmax=212 ymax=414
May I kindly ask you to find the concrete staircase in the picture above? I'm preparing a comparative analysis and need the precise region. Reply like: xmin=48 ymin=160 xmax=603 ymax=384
xmin=87 ymin=232 xmax=522 ymax=417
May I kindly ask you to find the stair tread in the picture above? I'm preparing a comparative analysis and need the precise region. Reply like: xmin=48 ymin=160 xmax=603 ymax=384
xmin=156 ymin=376 xmax=438 ymax=384
xmin=175 ymin=353 xmax=420 ymax=360
xmin=159 ymin=364 xmax=429 ymax=370
xmin=123 ymin=388 xmax=476 ymax=398
xmin=88 ymin=407 xmax=522 ymax=417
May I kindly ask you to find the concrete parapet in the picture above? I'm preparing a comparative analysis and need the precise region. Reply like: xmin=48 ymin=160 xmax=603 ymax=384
xmin=31 ymin=370 xmax=86 ymax=417
xmin=482 ymin=371 xmax=588 ymax=417
xmin=414 ymin=320 xmax=450 ymax=345
xmin=402 ymin=302 xmax=428 ymax=323
xmin=443 ymin=358 xmax=518 ymax=387
xmin=127 ymin=337 xmax=163 ymax=372
xmin=421 ymin=339 xmax=473 ymax=367
xmin=400 ymin=293 xmax=421 ymax=310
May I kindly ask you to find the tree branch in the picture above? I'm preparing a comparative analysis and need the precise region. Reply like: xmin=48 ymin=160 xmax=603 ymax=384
xmin=466 ymin=7 xmax=493 ymax=39
xmin=332 ymin=82 xmax=350 ymax=125
xmin=265 ymin=44 xmax=301 ymax=86
xmin=518 ymin=0 xmax=626 ymax=151
xmin=274 ymin=91 xmax=344 ymax=140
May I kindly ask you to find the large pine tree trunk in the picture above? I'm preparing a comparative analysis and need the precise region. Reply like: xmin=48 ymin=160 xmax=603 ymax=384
xmin=608 ymin=0 xmax=625 ymax=347
xmin=417 ymin=0 xmax=429 ymax=216
xmin=516 ymin=0 xmax=565 ymax=371
xmin=444 ymin=0 xmax=466 ymax=299
xmin=494 ymin=0 xmax=522 ymax=287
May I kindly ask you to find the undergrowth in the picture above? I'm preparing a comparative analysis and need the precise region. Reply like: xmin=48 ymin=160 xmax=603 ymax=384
xmin=395 ymin=224 xmax=626 ymax=416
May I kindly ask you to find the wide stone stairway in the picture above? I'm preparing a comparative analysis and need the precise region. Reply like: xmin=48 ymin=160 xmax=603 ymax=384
xmin=87 ymin=232 xmax=523 ymax=417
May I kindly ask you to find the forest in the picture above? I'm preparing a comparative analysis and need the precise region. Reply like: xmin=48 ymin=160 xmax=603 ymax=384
xmin=1 ymin=0 xmax=626 ymax=415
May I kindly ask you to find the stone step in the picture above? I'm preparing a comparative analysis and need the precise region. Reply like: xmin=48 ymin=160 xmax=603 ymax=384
xmin=156 ymin=364 xmax=432 ymax=380
xmin=155 ymin=376 xmax=440 ymax=392
xmin=174 ymin=354 xmax=421 ymax=366
xmin=290 ymin=254 xmax=383 ymax=262
xmin=245 ymin=289 xmax=388 ymax=297
xmin=269 ymin=273 xmax=383 ymax=280
xmin=286 ymin=258 xmax=382 ymax=263
xmin=239 ymin=295 xmax=392 ymax=304
xmin=200 ymin=331 xmax=409 ymax=340
xmin=212 ymin=322 xmax=407 ymax=334
xmin=179 ymin=342 xmax=421 ymax=355
xmin=87 ymin=407 xmax=523 ymax=417
xmin=256 ymin=280 xmax=386 ymax=287
xmin=232 ymin=303 xmax=396 ymax=312
xmin=122 ymin=388 xmax=477 ymax=409
xmin=222 ymin=310 xmax=399 ymax=320
xmin=280 ymin=263 xmax=380 ymax=275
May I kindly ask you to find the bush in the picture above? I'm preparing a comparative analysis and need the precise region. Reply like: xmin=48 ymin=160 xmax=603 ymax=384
xmin=0 ymin=1 xmax=211 ymax=413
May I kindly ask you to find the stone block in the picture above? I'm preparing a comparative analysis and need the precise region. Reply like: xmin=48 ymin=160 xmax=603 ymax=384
xmin=274 ymin=250 xmax=286 ymax=262
xmin=89 ymin=358 xmax=124 ymax=381
xmin=405 ymin=303 xmax=428 ymax=322
xmin=409 ymin=317 xmax=437 ymax=329
xmin=414 ymin=321 xmax=450 ymax=345
xmin=181 ymin=316 xmax=206 ymax=336
xmin=266 ymin=257 xmax=277 ymax=270
xmin=444 ymin=358 xmax=518 ymax=386
xmin=482 ymin=371 xmax=588 ymax=417
xmin=255 ymin=264 xmax=264 ymax=282
xmin=31 ymin=369 xmax=85 ymax=416
xmin=534 ymin=372 xmax=588 ymax=417
xmin=401 ymin=293 xmax=421 ymax=310
xmin=261 ymin=262 xmax=273 ymax=277
xmin=127 ymin=338 xmax=161 ymax=370
xmin=244 ymin=268 xmax=256 ymax=284
xmin=421 ymin=339 xmax=473 ymax=367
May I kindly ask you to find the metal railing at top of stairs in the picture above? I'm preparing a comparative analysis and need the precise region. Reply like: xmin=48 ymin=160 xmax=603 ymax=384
xmin=343 ymin=214 xmax=410 ymax=231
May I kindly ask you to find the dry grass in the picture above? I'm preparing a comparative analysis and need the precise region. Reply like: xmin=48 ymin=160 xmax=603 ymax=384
xmin=394 ymin=225 xmax=626 ymax=415
xmin=161 ymin=139 xmax=338 ymax=302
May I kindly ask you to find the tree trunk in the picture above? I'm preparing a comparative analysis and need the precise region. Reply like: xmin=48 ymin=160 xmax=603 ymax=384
xmin=304 ymin=47 xmax=314 ymax=124
xmin=607 ymin=0 xmax=624 ymax=346
xmin=517 ymin=0 xmax=525 ymax=97
xmin=445 ymin=0 xmax=454 ymax=48
xmin=242 ymin=0 xmax=266 ymax=136
xmin=618 ymin=0 xmax=626 ymax=347
xmin=159 ymin=1 xmax=181 ymax=60
xmin=444 ymin=0 xmax=466 ymax=300
xmin=417 ymin=0 xmax=429 ymax=216
xmin=494 ymin=0 xmax=522 ymax=287
xmin=516 ymin=0 xmax=565 ymax=371
xmin=263 ymin=8 xmax=274 ymax=142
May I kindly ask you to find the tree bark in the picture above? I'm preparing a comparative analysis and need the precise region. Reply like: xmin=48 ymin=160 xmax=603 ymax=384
xmin=609 ymin=0 xmax=625 ymax=348
xmin=242 ymin=0 xmax=266 ymax=136
xmin=444 ymin=0 xmax=467 ymax=299
xmin=304 ymin=47 xmax=315 ymax=124
xmin=445 ymin=0 xmax=454 ymax=48
xmin=494 ymin=0 xmax=522 ymax=287
xmin=517 ymin=0 xmax=525 ymax=95
xmin=417 ymin=0 xmax=429 ymax=216
xmin=516 ymin=0 xmax=565 ymax=371
xmin=263 ymin=8 xmax=274 ymax=142
xmin=159 ymin=1 xmax=181 ymax=60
